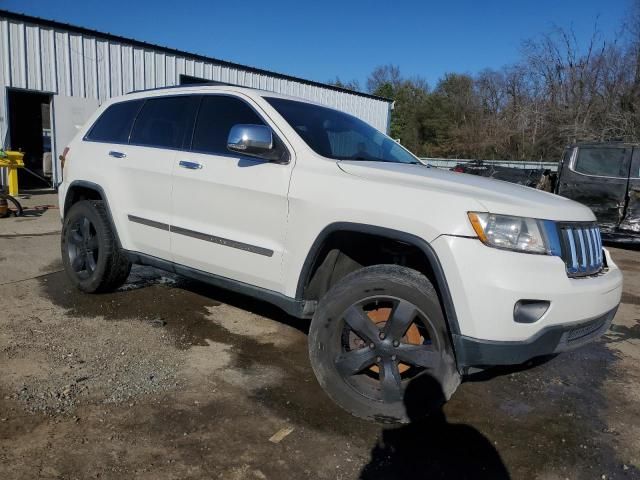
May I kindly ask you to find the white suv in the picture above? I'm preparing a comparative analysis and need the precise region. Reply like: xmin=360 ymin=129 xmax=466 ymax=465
xmin=58 ymin=85 xmax=623 ymax=422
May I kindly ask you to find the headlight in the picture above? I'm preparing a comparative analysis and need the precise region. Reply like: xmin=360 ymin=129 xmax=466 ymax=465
xmin=467 ymin=212 xmax=549 ymax=254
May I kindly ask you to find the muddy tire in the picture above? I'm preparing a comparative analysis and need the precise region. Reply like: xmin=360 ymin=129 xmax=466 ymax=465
xmin=61 ymin=200 xmax=131 ymax=293
xmin=308 ymin=265 xmax=460 ymax=423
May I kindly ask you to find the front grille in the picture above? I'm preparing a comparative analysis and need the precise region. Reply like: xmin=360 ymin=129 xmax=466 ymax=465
xmin=557 ymin=222 xmax=603 ymax=277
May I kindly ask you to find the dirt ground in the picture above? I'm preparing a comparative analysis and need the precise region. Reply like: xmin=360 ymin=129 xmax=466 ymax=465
xmin=1 ymin=191 xmax=639 ymax=479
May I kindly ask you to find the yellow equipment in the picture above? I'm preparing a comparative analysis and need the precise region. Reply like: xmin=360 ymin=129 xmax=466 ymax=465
xmin=0 ymin=151 xmax=25 ymax=196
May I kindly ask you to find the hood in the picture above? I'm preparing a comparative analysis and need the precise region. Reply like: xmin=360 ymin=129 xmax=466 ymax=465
xmin=338 ymin=161 xmax=595 ymax=222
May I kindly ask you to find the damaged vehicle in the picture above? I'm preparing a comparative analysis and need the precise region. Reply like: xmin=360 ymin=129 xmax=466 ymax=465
xmin=452 ymin=160 xmax=555 ymax=191
xmin=57 ymin=86 xmax=623 ymax=423
xmin=555 ymin=142 xmax=640 ymax=243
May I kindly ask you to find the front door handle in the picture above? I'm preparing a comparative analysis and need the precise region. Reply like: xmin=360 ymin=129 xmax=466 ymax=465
xmin=179 ymin=160 xmax=203 ymax=170
xmin=109 ymin=151 xmax=126 ymax=158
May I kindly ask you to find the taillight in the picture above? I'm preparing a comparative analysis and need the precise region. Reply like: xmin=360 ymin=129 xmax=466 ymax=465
xmin=59 ymin=147 xmax=69 ymax=174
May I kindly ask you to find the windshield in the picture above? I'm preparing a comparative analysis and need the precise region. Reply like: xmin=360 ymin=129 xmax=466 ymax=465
xmin=265 ymin=97 xmax=420 ymax=164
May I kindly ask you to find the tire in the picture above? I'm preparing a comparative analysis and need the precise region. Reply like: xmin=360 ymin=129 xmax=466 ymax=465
xmin=61 ymin=200 xmax=131 ymax=293
xmin=308 ymin=264 xmax=460 ymax=423
xmin=5 ymin=195 xmax=22 ymax=217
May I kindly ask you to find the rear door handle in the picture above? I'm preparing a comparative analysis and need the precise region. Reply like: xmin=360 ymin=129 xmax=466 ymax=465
xmin=109 ymin=151 xmax=126 ymax=158
xmin=179 ymin=160 xmax=203 ymax=170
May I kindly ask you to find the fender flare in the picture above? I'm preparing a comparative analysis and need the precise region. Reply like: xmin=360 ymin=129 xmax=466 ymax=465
xmin=64 ymin=180 xmax=122 ymax=248
xmin=295 ymin=222 xmax=461 ymax=335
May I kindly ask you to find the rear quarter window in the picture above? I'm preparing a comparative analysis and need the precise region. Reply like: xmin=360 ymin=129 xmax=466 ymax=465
xmin=85 ymin=100 xmax=143 ymax=143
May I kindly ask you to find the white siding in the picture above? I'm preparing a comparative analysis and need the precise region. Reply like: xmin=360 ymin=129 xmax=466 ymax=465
xmin=0 ymin=14 xmax=391 ymax=173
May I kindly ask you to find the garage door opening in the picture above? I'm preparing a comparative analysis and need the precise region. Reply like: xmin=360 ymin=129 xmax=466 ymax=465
xmin=179 ymin=74 xmax=230 ymax=86
xmin=7 ymin=89 xmax=53 ymax=189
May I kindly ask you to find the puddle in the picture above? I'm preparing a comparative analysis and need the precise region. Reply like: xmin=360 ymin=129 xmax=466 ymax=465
xmin=38 ymin=266 xmax=369 ymax=437
xmin=40 ymin=267 xmax=220 ymax=349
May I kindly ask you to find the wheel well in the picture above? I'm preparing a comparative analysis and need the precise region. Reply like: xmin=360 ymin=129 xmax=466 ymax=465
xmin=64 ymin=185 xmax=103 ymax=216
xmin=302 ymin=230 xmax=437 ymax=302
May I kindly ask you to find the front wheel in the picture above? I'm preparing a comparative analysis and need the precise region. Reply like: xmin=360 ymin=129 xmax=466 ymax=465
xmin=308 ymin=265 xmax=460 ymax=423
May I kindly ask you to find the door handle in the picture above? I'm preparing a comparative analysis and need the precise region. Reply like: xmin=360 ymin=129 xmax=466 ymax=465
xmin=109 ymin=151 xmax=127 ymax=158
xmin=179 ymin=160 xmax=203 ymax=170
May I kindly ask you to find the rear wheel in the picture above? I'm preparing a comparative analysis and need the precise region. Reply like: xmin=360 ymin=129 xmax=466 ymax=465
xmin=61 ymin=200 xmax=131 ymax=293
xmin=308 ymin=265 xmax=459 ymax=423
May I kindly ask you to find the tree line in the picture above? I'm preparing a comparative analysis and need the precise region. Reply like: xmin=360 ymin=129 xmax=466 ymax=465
xmin=331 ymin=2 xmax=640 ymax=161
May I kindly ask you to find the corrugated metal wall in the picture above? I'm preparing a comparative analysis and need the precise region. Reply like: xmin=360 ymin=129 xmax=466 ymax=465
xmin=0 ymin=15 xmax=391 ymax=155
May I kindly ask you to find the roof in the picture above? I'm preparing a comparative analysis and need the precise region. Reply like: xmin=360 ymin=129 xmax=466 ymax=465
xmin=123 ymin=84 xmax=322 ymax=104
xmin=0 ymin=9 xmax=391 ymax=104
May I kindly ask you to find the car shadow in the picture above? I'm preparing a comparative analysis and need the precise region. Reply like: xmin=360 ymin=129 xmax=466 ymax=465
xmin=359 ymin=373 xmax=510 ymax=480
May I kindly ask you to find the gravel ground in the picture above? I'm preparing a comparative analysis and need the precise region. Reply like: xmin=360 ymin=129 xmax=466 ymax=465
xmin=0 ymin=192 xmax=639 ymax=479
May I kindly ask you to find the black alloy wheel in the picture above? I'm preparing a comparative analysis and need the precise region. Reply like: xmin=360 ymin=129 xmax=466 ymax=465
xmin=336 ymin=296 xmax=441 ymax=404
xmin=61 ymin=200 xmax=131 ymax=293
xmin=67 ymin=216 xmax=100 ymax=279
xmin=308 ymin=265 xmax=460 ymax=423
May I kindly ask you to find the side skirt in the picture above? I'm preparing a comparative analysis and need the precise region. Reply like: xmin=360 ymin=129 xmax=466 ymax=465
xmin=125 ymin=251 xmax=309 ymax=319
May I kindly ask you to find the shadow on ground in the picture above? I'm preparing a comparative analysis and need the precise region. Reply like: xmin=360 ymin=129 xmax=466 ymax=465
xmin=360 ymin=373 xmax=510 ymax=479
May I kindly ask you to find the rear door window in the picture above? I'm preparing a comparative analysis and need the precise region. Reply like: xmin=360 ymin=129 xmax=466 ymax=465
xmin=130 ymin=96 xmax=200 ymax=149
xmin=574 ymin=147 xmax=630 ymax=178
xmin=85 ymin=100 xmax=143 ymax=143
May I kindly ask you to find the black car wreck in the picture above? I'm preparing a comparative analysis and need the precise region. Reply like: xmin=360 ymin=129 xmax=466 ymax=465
xmin=555 ymin=142 xmax=640 ymax=243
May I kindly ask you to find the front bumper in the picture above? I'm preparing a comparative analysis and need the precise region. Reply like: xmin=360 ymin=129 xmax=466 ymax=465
xmin=431 ymin=235 xmax=623 ymax=367
xmin=453 ymin=306 xmax=617 ymax=367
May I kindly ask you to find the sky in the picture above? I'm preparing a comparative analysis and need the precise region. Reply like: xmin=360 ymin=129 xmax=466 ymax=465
xmin=1 ymin=0 xmax=631 ymax=90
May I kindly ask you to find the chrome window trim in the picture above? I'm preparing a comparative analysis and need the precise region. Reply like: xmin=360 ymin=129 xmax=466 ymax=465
xmin=81 ymin=92 xmax=294 ymax=165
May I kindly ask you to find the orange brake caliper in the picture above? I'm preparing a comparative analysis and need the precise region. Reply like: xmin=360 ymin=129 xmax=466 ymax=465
xmin=367 ymin=307 xmax=422 ymax=374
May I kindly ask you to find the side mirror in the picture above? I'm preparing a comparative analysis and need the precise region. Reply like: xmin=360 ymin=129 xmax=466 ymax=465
xmin=227 ymin=124 xmax=275 ymax=159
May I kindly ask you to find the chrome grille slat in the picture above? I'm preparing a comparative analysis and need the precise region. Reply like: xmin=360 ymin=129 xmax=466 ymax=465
xmin=557 ymin=222 xmax=603 ymax=277
xmin=585 ymin=229 xmax=593 ymax=268
xmin=566 ymin=228 xmax=578 ymax=270
xmin=577 ymin=229 xmax=587 ymax=269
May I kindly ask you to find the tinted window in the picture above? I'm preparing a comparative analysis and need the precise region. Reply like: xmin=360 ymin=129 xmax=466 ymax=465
xmin=574 ymin=147 xmax=630 ymax=178
xmin=632 ymin=148 xmax=640 ymax=178
xmin=86 ymin=100 xmax=143 ymax=143
xmin=192 ymin=96 xmax=266 ymax=155
xmin=130 ymin=96 xmax=200 ymax=149
xmin=265 ymin=97 xmax=419 ymax=164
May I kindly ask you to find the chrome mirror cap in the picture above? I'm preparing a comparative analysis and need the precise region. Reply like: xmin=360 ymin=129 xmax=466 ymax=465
xmin=227 ymin=124 xmax=273 ymax=157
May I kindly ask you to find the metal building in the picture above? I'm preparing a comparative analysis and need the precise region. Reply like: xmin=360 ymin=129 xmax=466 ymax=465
xmin=0 ymin=10 xmax=392 ymax=188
